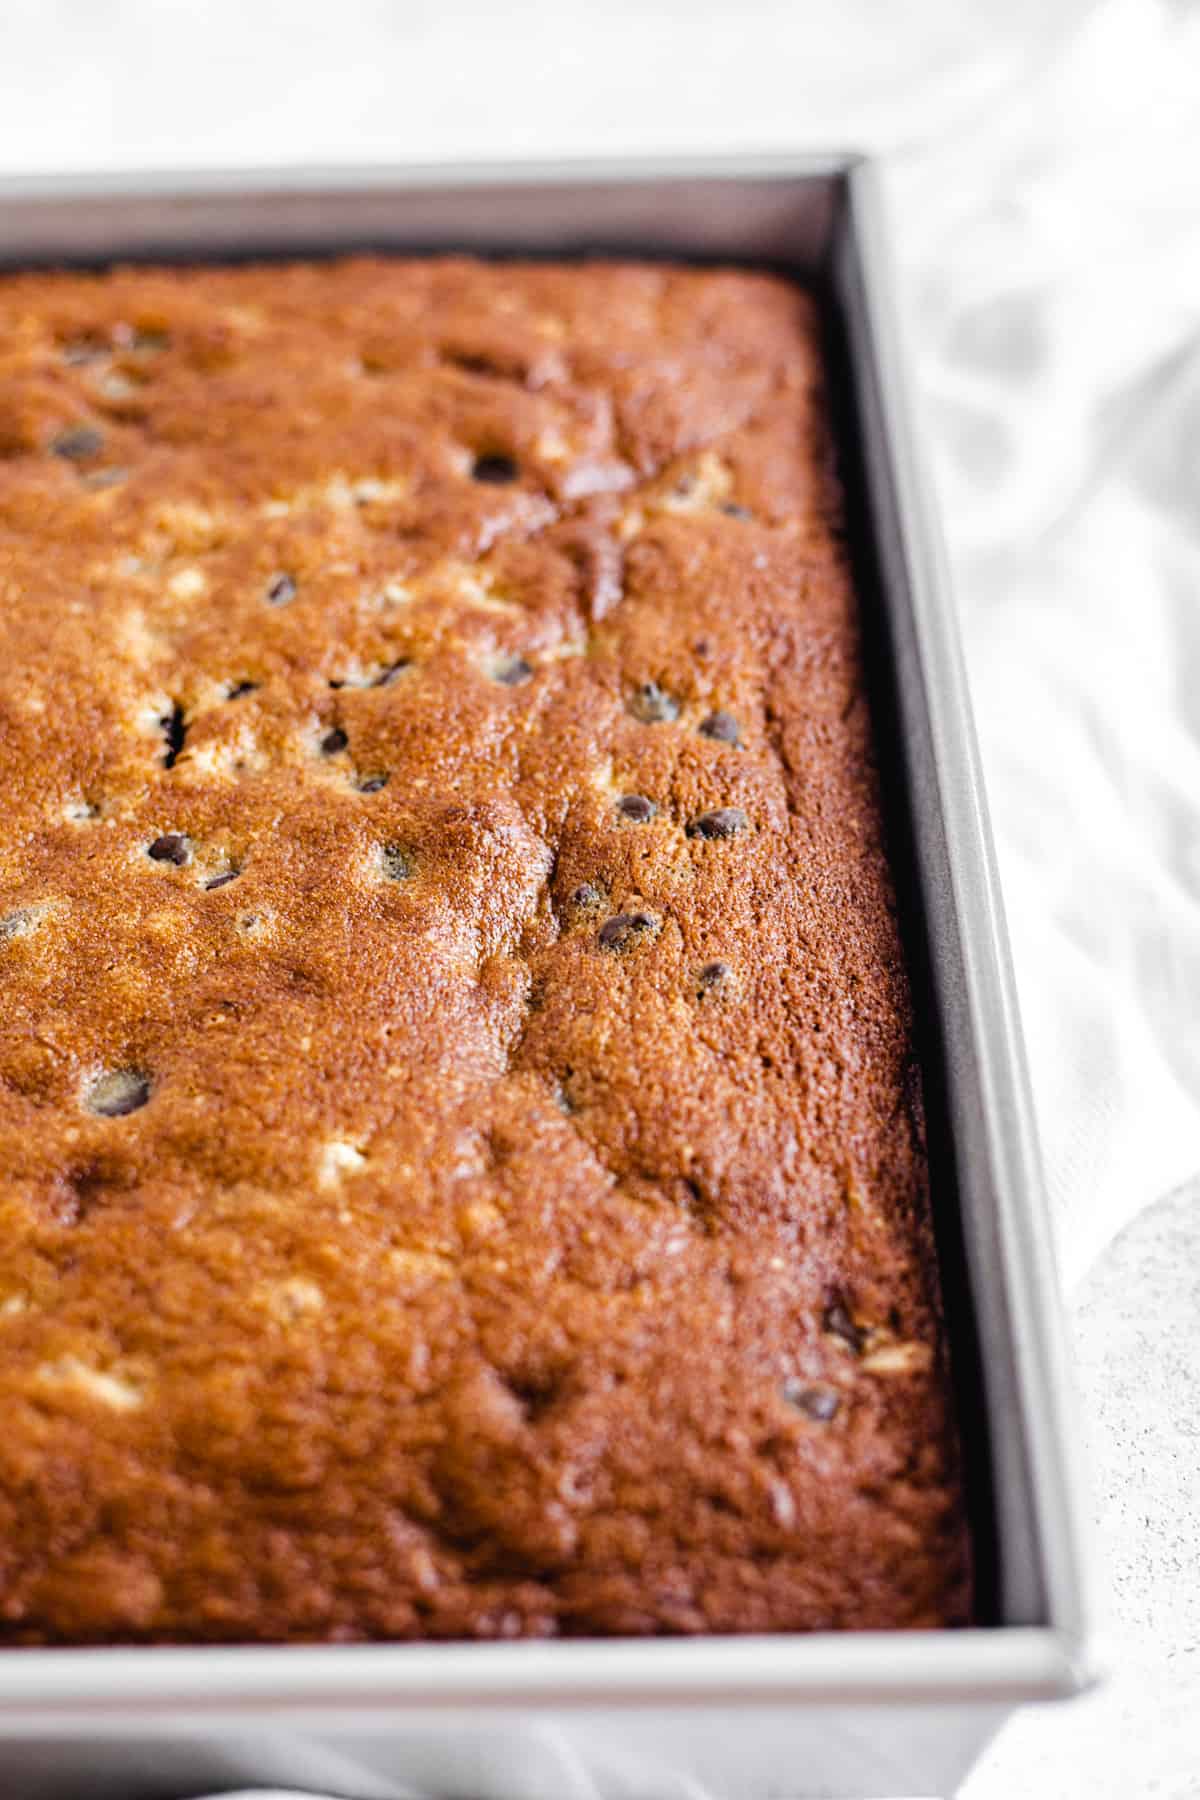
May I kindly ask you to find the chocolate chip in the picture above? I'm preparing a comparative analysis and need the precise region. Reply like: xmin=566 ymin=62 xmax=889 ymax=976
xmin=570 ymin=882 xmax=604 ymax=912
xmin=321 ymin=728 xmax=348 ymax=756
xmin=226 ymin=680 xmax=258 ymax=700
xmin=616 ymin=794 xmax=656 ymax=823
xmin=687 ymin=807 xmax=748 ymax=840
xmin=823 ymin=1299 xmax=866 ymax=1354
xmin=160 ymin=702 xmax=186 ymax=768
xmin=84 ymin=1068 xmax=152 ymax=1118
xmin=50 ymin=425 xmax=104 ymax=462
xmin=358 ymin=774 xmax=389 ymax=793
xmin=721 ymin=502 xmax=753 ymax=520
xmin=472 ymin=453 xmax=519 ymax=485
xmin=695 ymin=959 xmax=729 ymax=994
xmin=266 ymin=572 xmax=296 ymax=606
xmin=381 ymin=844 xmax=414 ymax=881
xmin=628 ymin=681 xmax=679 ymax=725
xmin=204 ymin=871 xmax=238 ymax=890
xmin=492 ymin=655 xmax=533 ymax=686
xmin=597 ymin=911 xmax=656 ymax=952
xmin=148 ymin=833 xmax=191 ymax=866
xmin=782 ymin=1380 xmax=840 ymax=1421
xmin=699 ymin=710 xmax=741 ymax=745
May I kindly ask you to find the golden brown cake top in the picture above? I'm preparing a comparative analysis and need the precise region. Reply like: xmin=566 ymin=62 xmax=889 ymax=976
xmin=0 ymin=255 xmax=967 ymax=1641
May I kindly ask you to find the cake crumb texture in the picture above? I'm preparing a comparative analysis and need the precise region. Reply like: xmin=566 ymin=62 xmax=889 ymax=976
xmin=0 ymin=256 xmax=969 ymax=1641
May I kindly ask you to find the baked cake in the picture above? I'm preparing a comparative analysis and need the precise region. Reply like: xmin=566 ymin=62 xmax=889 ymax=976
xmin=0 ymin=256 xmax=969 ymax=1641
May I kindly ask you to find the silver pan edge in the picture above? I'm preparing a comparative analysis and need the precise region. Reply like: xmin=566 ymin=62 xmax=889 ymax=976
xmin=0 ymin=154 xmax=1098 ymax=1799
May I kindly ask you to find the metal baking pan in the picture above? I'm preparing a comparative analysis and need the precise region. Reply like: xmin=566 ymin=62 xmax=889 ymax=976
xmin=0 ymin=154 xmax=1095 ymax=1800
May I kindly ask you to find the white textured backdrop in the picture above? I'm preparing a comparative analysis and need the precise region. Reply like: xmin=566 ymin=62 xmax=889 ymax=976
xmin=3 ymin=1 xmax=1199 ymax=1795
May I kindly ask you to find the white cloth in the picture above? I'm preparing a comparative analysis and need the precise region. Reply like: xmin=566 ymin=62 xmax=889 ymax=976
xmin=3 ymin=0 xmax=1198 ymax=1794
xmin=890 ymin=0 xmax=1200 ymax=1288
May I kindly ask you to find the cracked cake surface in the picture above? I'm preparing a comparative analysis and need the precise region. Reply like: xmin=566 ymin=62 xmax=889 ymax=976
xmin=0 ymin=255 xmax=969 ymax=1641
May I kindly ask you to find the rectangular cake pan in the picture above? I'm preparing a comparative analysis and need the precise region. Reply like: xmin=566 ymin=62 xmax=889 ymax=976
xmin=0 ymin=155 xmax=1096 ymax=1800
